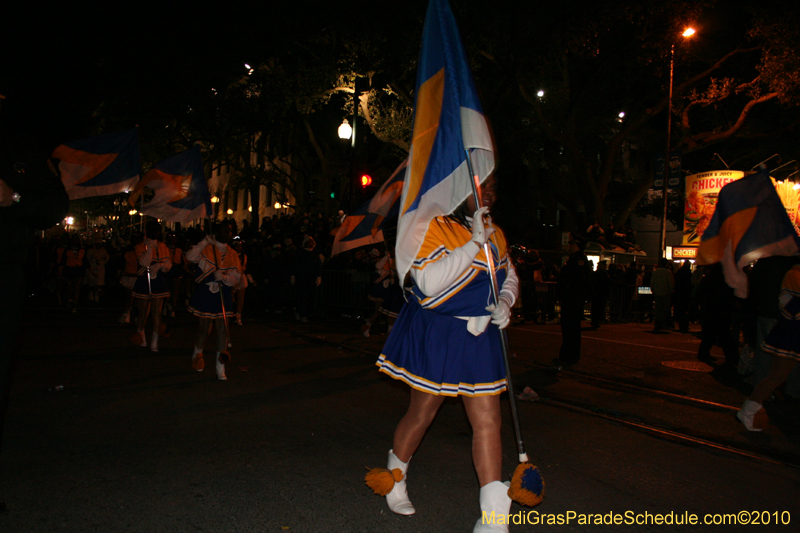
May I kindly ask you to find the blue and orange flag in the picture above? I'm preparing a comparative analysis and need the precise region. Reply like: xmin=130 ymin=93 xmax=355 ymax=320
xmin=128 ymin=145 xmax=212 ymax=223
xmin=697 ymin=170 xmax=800 ymax=298
xmin=332 ymin=160 xmax=406 ymax=256
xmin=395 ymin=0 xmax=495 ymax=282
xmin=52 ymin=129 xmax=140 ymax=199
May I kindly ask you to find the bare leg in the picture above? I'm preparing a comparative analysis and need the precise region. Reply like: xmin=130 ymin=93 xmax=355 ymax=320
xmin=367 ymin=301 xmax=381 ymax=325
xmin=136 ymin=299 xmax=150 ymax=331
xmin=235 ymin=287 xmax=246 ymax=322
xmin=750 ymin=356 xmax=798 ymax=404
xmin=122 ymin=288 xmax=134 ymax=315
xmin=72 ymin=278 xmax=82 ymax=305
xmin=215 ymin=318 xmax=227 ymax=353
xmin=462 ymin=394 xmax=502 ymax=487
xmin=392 ymin=389 xmax=445 ymax=462
xmin=151 ymin=298 xmax=163 ymax=333
xmin=196 ymin=317 xmax=212 ymax=351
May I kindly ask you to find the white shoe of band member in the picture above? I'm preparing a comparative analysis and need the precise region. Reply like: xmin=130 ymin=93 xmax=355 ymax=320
xmin=216 ymin=353 xmax=227 ymax=381
xmin=386 ymin=449 xmax=415 ymax=515
xmin=473 ymin=481 xmax=512 ymax=533
xmin=137 ymin=330 xmax=147 ymax=347
xmin=737 ymin=400 xmax=764 ymax=432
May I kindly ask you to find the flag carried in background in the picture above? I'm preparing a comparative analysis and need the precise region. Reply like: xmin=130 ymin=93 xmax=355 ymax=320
xmin=697 ymin=169 xmax=800 ymax=298
xmin=331 ymin=160 xmax=406 ymax=256
xmin=52 ymin=129 xmax=140 ymax=200
xmin=128 ymin=145 xmax=212 ymax=223
xmin=394 ymin=0 xmax=495 ymax=283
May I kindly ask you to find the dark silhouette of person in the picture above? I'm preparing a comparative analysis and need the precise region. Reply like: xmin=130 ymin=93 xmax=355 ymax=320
xmin=0 ymin=149 xmax=69 ymax=512
xmin=697 ymin=264 xmax=739 ymax=373
xmin=554 ymin=234 xmax=592 ymax=367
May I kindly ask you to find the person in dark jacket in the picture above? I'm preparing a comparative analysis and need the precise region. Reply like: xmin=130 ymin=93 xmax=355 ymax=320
xmin=0 ymin=149 xmax=69 ymax=512
xmin=697 ymin=264 xmax=740 ymax=373
xmin=291 ymin=236 xmax=322 ymax=323
xmin=553 ymin=234 xmax=593 ymax=367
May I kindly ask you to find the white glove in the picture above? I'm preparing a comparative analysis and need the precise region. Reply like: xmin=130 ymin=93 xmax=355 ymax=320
xmin=471 ymin=206 xmax=495 ymax=246
xmin=485 ymin=300 xmax=511 ymax=329
xmin=213 ymin=270 xmax=224 ymax=281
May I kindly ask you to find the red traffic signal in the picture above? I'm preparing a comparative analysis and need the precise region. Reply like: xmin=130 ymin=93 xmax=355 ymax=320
xmin=360 ymin=174 xmax=372 ymax=187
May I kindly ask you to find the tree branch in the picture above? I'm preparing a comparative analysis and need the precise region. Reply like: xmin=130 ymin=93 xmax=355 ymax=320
xmin=685 ymin=92 xmax=778 ymax=151
xmin=358 ymin=92 xmax=410 ymax=152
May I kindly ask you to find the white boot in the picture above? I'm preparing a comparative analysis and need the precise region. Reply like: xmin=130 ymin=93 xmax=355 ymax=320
xmin=150 ymin=332 xmax=159 ymax=353
xmin=216 ymin=352 xmax=227 ymax=381
xmin=386 ymin=449 xmax=415 ymax=515
xmin=737 ymin=400 xmax=764 ymax=432
xmin=474 ymin=481 xmax=512 ymax=533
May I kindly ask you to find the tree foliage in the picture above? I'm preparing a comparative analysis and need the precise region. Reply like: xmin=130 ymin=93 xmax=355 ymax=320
xmin=81 ymin=0 xmax=800 ymax=241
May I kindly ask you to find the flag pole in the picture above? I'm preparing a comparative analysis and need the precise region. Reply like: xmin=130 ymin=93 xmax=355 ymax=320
xmin=464 ymin=151 xmax=526 ymax=461
xmin=465 ymin=149 xmax=543 ymax=506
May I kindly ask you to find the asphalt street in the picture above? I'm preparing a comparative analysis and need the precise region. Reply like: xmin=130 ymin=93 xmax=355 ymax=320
xmin=1 ymin=307 xmax=799 ymax=532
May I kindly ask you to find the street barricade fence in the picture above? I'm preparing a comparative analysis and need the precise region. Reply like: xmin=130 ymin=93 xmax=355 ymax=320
xmin=313 ymin=272 xmax=653 ymax=325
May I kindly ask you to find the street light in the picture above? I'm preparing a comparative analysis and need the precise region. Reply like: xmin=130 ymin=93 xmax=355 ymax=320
xmin=338 ymin=119 xmax=352 ymax=140
xmin=660 ymin=27 xmax=696 ymax=258
xmin=210 ymin=195 xmax=219 ymax=220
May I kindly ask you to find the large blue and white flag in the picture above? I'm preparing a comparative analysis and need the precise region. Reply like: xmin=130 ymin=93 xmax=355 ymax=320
xmin=52 ymin=129 xmax=140 ymax=199
xmin=128 ymin=145 xmax=212 ymax=223
xmin=332 ymin=160 xmax=406 ymax=256
xmin=394 ymin=0 xmax=495 ymax=282
xmin=698 ymin=169 xmax=800 ymax=298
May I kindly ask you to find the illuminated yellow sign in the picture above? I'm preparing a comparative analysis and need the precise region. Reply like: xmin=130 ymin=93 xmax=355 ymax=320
xmin=672 ymin=247 xmax=697 ymax=259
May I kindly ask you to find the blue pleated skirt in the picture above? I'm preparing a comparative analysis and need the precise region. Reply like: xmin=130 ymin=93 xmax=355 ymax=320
xmin=376 ymin=298 xmax=507 ymax=396
xmin=761 ymin=319 xmax=800 ymax=362
xmin=132 ymin=274 xmax=169 ymax=299
xmin=188 ymin=281 xmax=235 ymax=319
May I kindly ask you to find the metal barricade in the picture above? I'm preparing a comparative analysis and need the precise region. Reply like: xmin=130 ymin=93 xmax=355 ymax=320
xmin=315 ymin=269 xmax=373 ymax=318
xmin=518 ymin=281 xmax=559 ymax=323
xmin=606 ymin=284 xmax=653 ymax=323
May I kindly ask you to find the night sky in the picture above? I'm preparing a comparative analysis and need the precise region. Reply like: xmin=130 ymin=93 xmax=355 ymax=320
xmin=0 ymin=2 xmax=403 ymax=152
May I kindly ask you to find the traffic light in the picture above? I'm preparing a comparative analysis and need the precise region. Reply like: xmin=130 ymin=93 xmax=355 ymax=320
xmin=360 ymin=174 xmax=372 ymax=188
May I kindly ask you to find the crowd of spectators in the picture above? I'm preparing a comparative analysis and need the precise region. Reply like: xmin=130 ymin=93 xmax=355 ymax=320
xmin=16 ymin=208 xmax=800 ymax=403
xmin=22 ymin=211 xmax=386 ymax=323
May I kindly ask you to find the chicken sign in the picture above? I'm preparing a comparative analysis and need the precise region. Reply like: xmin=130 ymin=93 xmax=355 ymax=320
xmin=683 ymin=170 xmax=800 ymax=245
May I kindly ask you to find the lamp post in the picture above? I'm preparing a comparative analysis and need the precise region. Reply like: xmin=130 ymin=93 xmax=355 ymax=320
xmin=339 ymin=117 xmax=355 ymax=211
xmin=660 ymin=27 xmax=695 ymax=258
xmin=210 ymin=195 xmax=220 ymax=220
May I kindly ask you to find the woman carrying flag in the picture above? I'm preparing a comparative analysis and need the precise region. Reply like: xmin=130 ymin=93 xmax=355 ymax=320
xmin=369 ymin=175 xmax=519 ymax=531
xmin=130 ymin=220 xmax=172 ymax=352
xmin=186 ymin=221 xmax=241 ymax=381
